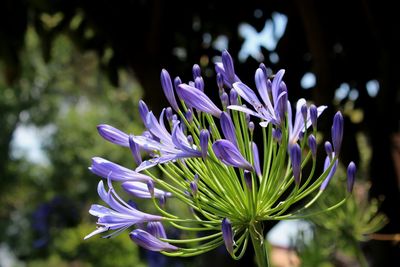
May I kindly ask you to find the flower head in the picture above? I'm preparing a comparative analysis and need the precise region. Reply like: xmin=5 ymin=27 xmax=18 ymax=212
xmin=86 ymin=50 xmax=354 ymax=263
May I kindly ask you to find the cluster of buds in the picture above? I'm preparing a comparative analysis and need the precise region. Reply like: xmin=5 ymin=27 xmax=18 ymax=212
xmin=85 ymin=50 xmax=356 ymax=265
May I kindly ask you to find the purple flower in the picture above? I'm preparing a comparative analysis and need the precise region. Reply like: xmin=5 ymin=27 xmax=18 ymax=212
xmin=147 ymin=222 xmax=167 ymax=239
xmin=244 ymin=170 xmax=253 ymax=191
xmin=122 ymin=181 xmax=172 ymax=199
xmin=222 ymin=218 xmax=234 ymax=255
xmin=85 ymin=180 xmax=162 ymax=239
xmin=230 ymin=89 xmax=238 ymax=105
xmin=332 ymin=111 xmax=344 ymax=155
xmin=347 ymin=161 xmax=356 ymax=193
xmin=215 ymin=50 xmax=241 ymax=87
xmin=220 ymin=112 xmax=237 ymax=147
xmin=97 ymin=124 xmax=129 ymax=147
xmin=139 ymin=100 xmax=150 ymax=125
xmin=89 ymin=157 xmax=152 ymax=182
xmin=132 ymin=112 xmax=201 ymax=171
xmin=252 ymin=141 xmax=261 ymax=176
xmin=324 ymin=141 xmax=333 ymax=158
xmin=176 ymin=84 xmax=222 ymax=118
xmin=212 ymin=140 xmax=253 ymax=171
xmin=320 ymin=155 xmax=338 ymax=191
xmin=287 ymin=98 xmax=327 ymax=145
xmin=289 ymin=143 xmax=302 ymax=185
xmin=190 ymin=181 xmax=198 ymax=196
xmin=130 ymin=229 xmax=178 ymax=252
xmin=195 ymin=76 xmax=205 ymax=92
xmin=192 ymin=64 xmax=201 ymax=79
xmin=161 ymin=69 xmax=179 ymax=112
xmin=309 ymin=104 xmax=318 ymax=129
xmin=308 ymin=134 xmax=317 ymax=159
xmin=200 ymin=129 xmax=209 ymax=160
xmin=228 ymin=69 xmax=288 ymax=127
xmin=129 ymin=135 xmax=142 ymax=165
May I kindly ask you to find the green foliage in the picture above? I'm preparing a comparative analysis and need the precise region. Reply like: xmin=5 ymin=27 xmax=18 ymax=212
xmin=296 ymin=174 xmax=388 ymax=266
xmin=0 ymin=24 xmax=146 ymax=266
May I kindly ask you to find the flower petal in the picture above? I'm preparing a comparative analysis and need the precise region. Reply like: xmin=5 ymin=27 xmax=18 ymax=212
xmin=212 ymin=140 xmax=253 ymax=171
xmin=177 ymin=84 xmax=222 ymax=118
xmin=130 ymin=229 xmax=178 ymax=252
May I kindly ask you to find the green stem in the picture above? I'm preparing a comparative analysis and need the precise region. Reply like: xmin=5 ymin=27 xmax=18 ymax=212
xmin=249 ymin=221 xmax=269 ymax=267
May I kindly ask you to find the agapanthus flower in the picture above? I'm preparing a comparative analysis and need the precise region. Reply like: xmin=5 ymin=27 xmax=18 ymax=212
xmin=86 ymin=50 xmax=355 ymax=266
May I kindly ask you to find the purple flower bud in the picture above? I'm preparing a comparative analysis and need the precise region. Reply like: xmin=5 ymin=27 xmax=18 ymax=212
xmin=217 ymin=73 xmax=224 ymax=90
xmin=192 ymin=64 xmax=201 ymax=79
xmin=174 ymin=76 xmax=182 ymax=90
xmin=129 ymin=135 xmax=142 ymax=165
xmin=301 ymin=104 xmax=308 ymax=123
xmin=190 ymin=181 xmax=198 ymax=196
xmin=220 ymin=92 xmax=229 ymax=109
xmin=139 ymin=100 xmax=150 ymax=126
xmin=310 ymin=104 xmax=318 ymax=129
xmin=289 ymin=143 xmax=302 ymax=185
xmin=248 ymin=121 xmax=255 ymax=134
xmin=347 ymin=161 xmax=356 ymax=193
xmin=200 ymin=129 xmax=209 ymax=160
xmin=259 ymin=63 xmax=272 ymax=78
xmin=195 ymin=76 xmax=204 ymax=92
xmin=220 ymin=112 xmax=237 ymax=147
xmin=177 ymin=84 xmax=222 ymax=118
xmin=324 ymin=141 xmax=333 ymax=158
xmin=272 ymin=128 xmax=282 ymax=143
xmin=222 ymin=218 xmax=234 ymax=255
xmin=212 ymin=140 xmax=253 ymax=171
xmin=186 ymin=109 xmax=193 ymax=124
xmin=97 ymin=124 xmax=129 ymax=147
xmin=147 ymin=180 xmax=155 ymax=197
xmin=252 ymin=142 xmax=261 ymax=177
xmin=244 ymin=170 xmax=253 ymax=191
xmin=194 ymin=173 xmax=199 ymax=181
xmin=229 ymin=89 xmax=238 ymax=105
xmin=159 ymin=195 xmax=166 ymax=206
xmin=166 ymin=107 xmax=173 ymax=122
xmin=161 ymin=69 xmax=179 ymax=112
xmin=130 ymin=229 xmax=178 ymax=252
xmin=90 ymin=157 xmax=152 ymax=182
xmin=222 ymin=50 xmax=235 ymax=84
xmin=122 ymin=181 xmax=171 ymax=199
xmin=308 ymin=134 xmax=317 ymax=159
xmin=298 ymin=131 xmax=304 ymax=141
xmin=187 ymin=135 xmax=194 ymax=146
xmin=320 ymin=157 xmax=338 ymax=191
xmin=332 ymin=111 xmax=344 ymax=155
xmin=147 ymin=222 xmax=167 ymax=239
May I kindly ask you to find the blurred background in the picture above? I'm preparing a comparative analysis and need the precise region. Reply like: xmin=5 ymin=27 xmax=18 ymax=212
xmin=0 ymin=0 xmax=399 ymax=266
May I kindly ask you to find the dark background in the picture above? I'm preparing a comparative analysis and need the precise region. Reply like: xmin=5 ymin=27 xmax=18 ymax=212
xmin=1 ymin=0 xmax=399 ymax=266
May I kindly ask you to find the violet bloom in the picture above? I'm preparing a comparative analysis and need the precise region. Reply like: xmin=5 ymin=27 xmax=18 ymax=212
xmin=129 ymin=135 xmax=142 ymax=165
xmin=320 ymin=154 xmax=339 ymax=191
xmin=215 ymin=50 xmax=241 ymax=87
xmin=220 ymin=112 xmax=238 ymax=147
xmin=130 ymin=229 xmax=178 ymax=252
xmin=176 ymin=83 xmax=222 ymax=118
xmin=252 ymin=141 xmax=261 ymax=177
xmin=131 ymin=112 xmax=202 ymax=171
xmin=289 ymin=143 xmax=302 ymax=185
xmin=147 ymin=222 xmax=167 ymax=239
xmin=332 ymin=111 xmax=344 ymax=155
xmin=308 ymin=134 xmax=317 ymax=159
xmin=222 ymin=218 xmax=234 ymax=255
xmin=85 ymin=180 xmax=162 ymax=239
xmin=287 ymin=98 xmax=327 ymax=145
xmin=90 ymin=157 xmax=152 ymax=182
xmin=347 ymin=161 xmax=356 ymax=193
xmin=122 ymin=181 xmax=172 ymax=199
xmin=212 ymin=140 xmax=253 ymax=171
xmin=200 ymin=129 xmax=209 ymax=160
xmin=97 ymin=124 xmax=129 ymax=147
xmin=161 ymin=69 xmax=179 ymax=112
